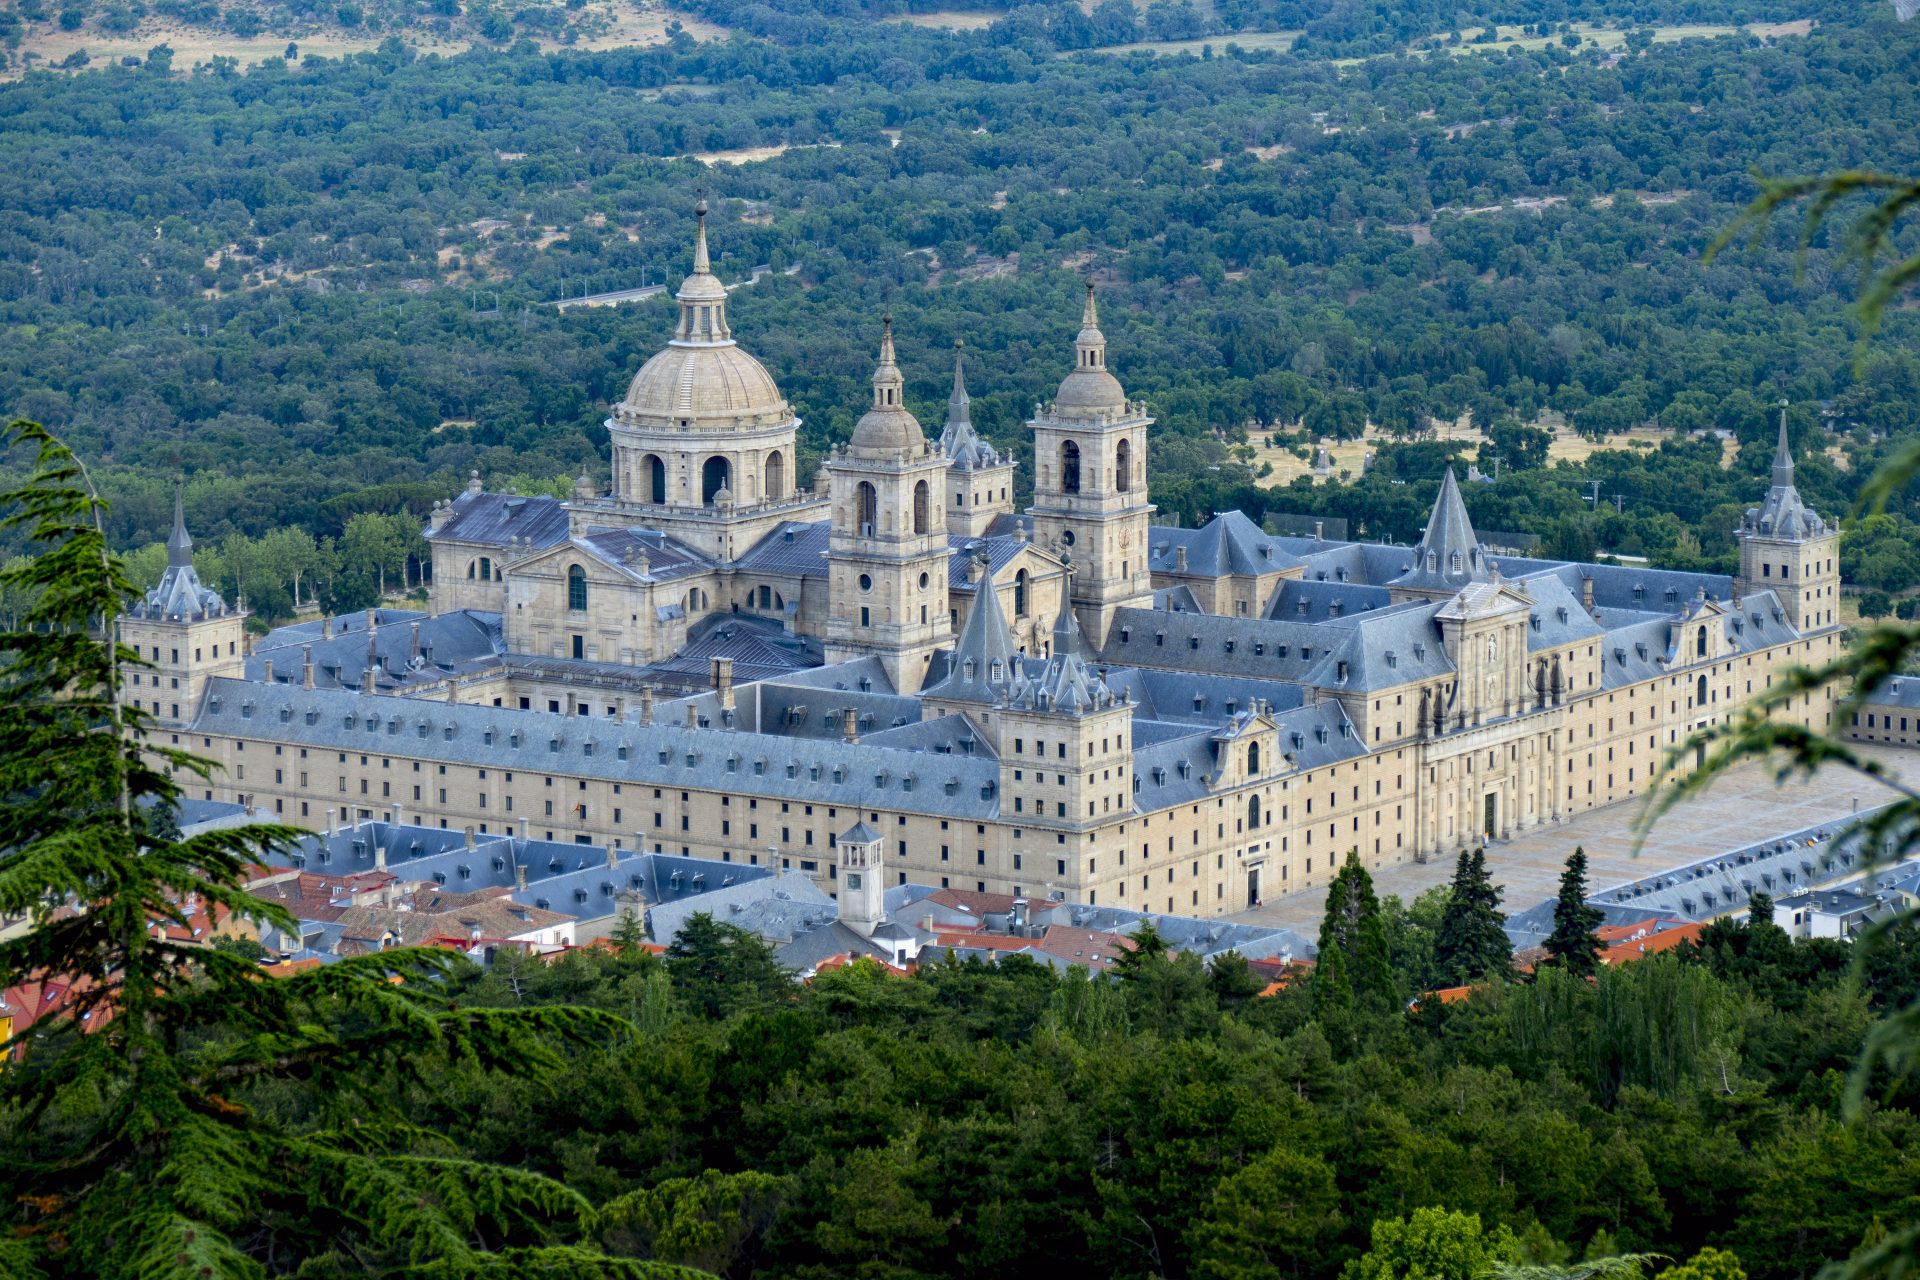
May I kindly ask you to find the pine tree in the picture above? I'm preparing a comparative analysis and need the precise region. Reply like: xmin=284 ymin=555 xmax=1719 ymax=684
xmin=0 ymin=422 xmax=692 ymax=1279
xmin=1313 ymin=850 xmax=1399 ymax=1018
xmin=1543 ymin=844 xmax=1607 ymax=978
xmin=1434 ymin=846 xmax=1514 ymax=986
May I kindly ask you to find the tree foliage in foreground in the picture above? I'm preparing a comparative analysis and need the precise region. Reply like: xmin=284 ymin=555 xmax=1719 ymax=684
xmin=0 ymin=419 xmax=692 ymax=1279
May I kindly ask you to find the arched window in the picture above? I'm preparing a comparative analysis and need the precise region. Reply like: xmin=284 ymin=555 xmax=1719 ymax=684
xmin=685 ymin=587 xmax=708 ymax=612
xmin=1115 ymin=438 xmax=1132 ymax=493
xmin=567 ymin=565 xmax=587 ymax=612
xmin=644 ymin=454 xmax=666 ymax=504
xmin=912 ymin=480 xmax=930 ymax=535
xmin=765 ymin=451 xmax=786 ymax=501
xmin=1248 ymin=794 xmax=1261 ymax=828
xmin=701 ymin=456 xmax=731 ymax=505
xmin=1696 ymin=627 xmax=1708 ymax=658
xmin=1013 ymin=568 xmax=1029 ymax=618
xmin=1061 ymin=440 xmax=1082 ymax=494
xmin=856 ymin=481 xmax=878 ymax=536
xmin=1247 ymin=741 xmax=1260 ymax=775
xmin=1697 ymin=674 xmax=1708 ymax=706
xmin=467 ymin=560 xmax=478 ymax=579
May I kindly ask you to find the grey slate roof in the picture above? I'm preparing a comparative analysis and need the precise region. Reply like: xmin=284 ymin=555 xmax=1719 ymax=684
xmin=937 ymin=344 xmax=1007 ymax=472
xmin=426 ymin=489 xmax=570 ymax=551
xmin=945 ymin=534 xmax=1029 ymax=592
xmin=1861 ymin=676 xmax=1920 ymax=709
xmin=921 ymin=572 xmax=1016 ymax=705
xmin=734 ymin=520 xmax=830 ymax=578
xmin=1264 ymin=578 xmax=1392 ymax=622
xmin=571 ymin=527 xmax=717 ymax=584
xmin=1147 ymin=510 xmax=1300 ymax=578
xmin=1389 ymin=468 xmax=1493 ymax=593
xmin=193 ymin=677 xmax=1004 ymax=819
xmin=644 ymin=871 xmax=834 ymax=950
xmin=1743 ymin=411 xmax=1830 ymax=542
xmin=250 ymin=610 xmax=506 ymax=692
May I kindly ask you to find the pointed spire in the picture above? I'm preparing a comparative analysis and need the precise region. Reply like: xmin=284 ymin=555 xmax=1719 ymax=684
xmin=947 ymin=339 xmax=970 ymax=427
xmin=673 ymin=193 xmax=730 ymax=343
xmin=1391 ymin=466 xmax=1488 ymax=592
xmin=1075 ymin=281 xmax=1106 ymax=370
xmin=691 ymin=194 xmax=710 ymax=274
xmin=1772 ymin=399 xmax=1795 ymax=490
xmin=1051 ymin=567 xmax=1091 ymax=662
xmin=927 ymin=553 xmax=1017 ymax=705
xmin=872 ymin=313 xmax=902 ymax=408
xmin=1081 ymin=280 xmax=1100 ymax=334
xmin=849 ymin=314 xmax=924 ymax=451
xmin=166 ymin=478 xmax=193 ymax=569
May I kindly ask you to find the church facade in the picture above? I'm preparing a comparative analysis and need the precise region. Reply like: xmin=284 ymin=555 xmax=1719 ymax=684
xmin=124 ymin=206 xmax=1845 ymax=917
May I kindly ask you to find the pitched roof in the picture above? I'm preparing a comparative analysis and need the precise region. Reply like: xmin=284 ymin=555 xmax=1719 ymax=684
xmin=1389 ymin=468 xmax=1493 ymax=593
xmin=425 ymin=489 xmax=570 ymax=551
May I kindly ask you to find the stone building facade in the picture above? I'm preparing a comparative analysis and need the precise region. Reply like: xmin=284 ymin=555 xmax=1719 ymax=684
xmin=129 ymin=205 xmax=1848 ymax=916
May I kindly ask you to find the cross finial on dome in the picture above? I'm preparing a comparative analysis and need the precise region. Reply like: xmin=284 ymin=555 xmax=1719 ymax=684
xmin=692 ymin=193 xmax=711 ymax=274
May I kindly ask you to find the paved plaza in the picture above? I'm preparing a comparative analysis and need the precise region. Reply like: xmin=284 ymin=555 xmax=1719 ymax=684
xmin=1229 ymin=744 xmax=1917 ymax=935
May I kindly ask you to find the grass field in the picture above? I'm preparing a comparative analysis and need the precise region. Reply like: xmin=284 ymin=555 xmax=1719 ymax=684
xmin=6 ymin=1 xmax=723 ymax=75
xmin=1247 ymin=420 xmax=1681 ymax=487
xmin=683 ymin=141 xmax=844 ymax=165
xmin=885 ymin=10 xmax=999 ymax=29
xmin=1439 ymin=17 xmax=1811 ymax=55
xmin=1068 ymin=29 xmax=1299 ymax=57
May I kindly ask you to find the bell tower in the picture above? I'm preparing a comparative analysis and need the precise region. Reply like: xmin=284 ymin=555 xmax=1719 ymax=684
xmin=824 ymin=318 xmax=954 ymax=694
xmin=1027 ymin=285 xmax=1154 ymax=648
xmin=1736 ymin=403 xmax=1839 ymax=633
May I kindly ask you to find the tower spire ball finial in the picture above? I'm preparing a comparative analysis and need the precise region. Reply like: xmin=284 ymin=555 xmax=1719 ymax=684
xmin=166 ymin=476 xmax=193 ymax=569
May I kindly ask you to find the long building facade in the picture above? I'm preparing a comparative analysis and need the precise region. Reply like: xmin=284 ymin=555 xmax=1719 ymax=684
xmin=121 ymin=207 xmax=1845 ymax=916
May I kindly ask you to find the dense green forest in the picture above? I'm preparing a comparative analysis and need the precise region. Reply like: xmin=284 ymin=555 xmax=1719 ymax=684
xmin=1 ymin=0 xmax=1917 ymax=623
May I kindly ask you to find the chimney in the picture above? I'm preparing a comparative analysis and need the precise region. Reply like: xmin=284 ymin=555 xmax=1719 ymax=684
xmin=464 ymin=824 xmax=476 ymax=850
xmin=1581 ymin=574 xmax=1594 ymax=610
xmin=409 ymin=621 xmax=421 ymax=662
xmin=606 ymin=841 xmax=619 ymax=870
xmin=685 ymin=702 xmax=699 ymax=729
xmin=322 ymin=616 xmax=333 ymax=639
xmin=712 ymin=657 xmax=734 ymax=710
xmin=302 ymin=645 xmax=315 ymax=690
xmin=639 ymin=685 xmax=654 ymax=726
xmin=262 ymin=659 xmax=273 ymax=684
xmin=843 ymin=707 xmax=859 ymax=744
xmin=1314 ymin=520 xmax=1324 ymax=542
xmin=514 ymin=861 xmax=528 ymax=891
xmin=325 ymin=807 xmax=337 ymax=837
xmin=517 ymin=816 xmax=528 ymax=841
xmin=446 ymin=676 xmax=460 ymax=705
xmin=389 ymin=802 xmax=401 ymax=827
xmin=615 ymin=695 xmax=627 ymax=721
xmin=361 ymin=666 xmax=376 ymax=694
xmin=366 ymin=608 xmax=379 ymax=634
xmin=1174 ymin=546 xmax=1188 ymax=573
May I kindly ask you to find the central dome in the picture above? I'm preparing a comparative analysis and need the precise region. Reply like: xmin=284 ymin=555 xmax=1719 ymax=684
xmin=612 ymin=199 xmax=795 ymax=435
xmin=618 ymin=344 xmax=792 ymax=430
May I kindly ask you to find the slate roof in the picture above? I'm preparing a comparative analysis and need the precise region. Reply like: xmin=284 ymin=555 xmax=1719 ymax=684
xmin=1264 ymin=578 xmax=1392 ymax=622
xmin=1862 ymin=676 xmax=1920 ymax=709
xmin=735 ymin=520 xmax=830 ymax=577
xmin=1389 ymin=468 xmax=1493 ymax=593
xmin=921 ymin=571 xmax=1016 ymax=705
xmin=1147 ymin=510 xmax=1300 ymax=578
xmin=569 ymin=527 xmax=717 ymax=584
xmin=937 ymin=344 xmax=1007 ymax=472
xmin=1743 ymin=411 xmax=1830 ymax=542
xmin=946 ymin=534 xmax=1030 ymax=592
xmin=192 ymin=678 xmax=1004 ymax=819
xmin=250 ymin=610 xmax=506 ymax=692
xmin=426 ymin=489 xmax=570 ymax=551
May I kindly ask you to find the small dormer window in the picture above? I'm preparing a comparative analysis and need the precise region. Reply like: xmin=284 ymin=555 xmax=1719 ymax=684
xmin=1336 ymin=661 xmax=1349 ymax=683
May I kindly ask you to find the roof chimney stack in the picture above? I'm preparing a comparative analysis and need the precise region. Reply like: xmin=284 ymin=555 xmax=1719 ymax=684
xmin=843 ymin=707 xmax=859 ymax=744
xmin=262 ymin=659 xmax=273 ymax=685
xmin=712 ymin=657 xmax=735 ymax=710
xmin=302 ymin=645 xmax=315 ymax=690
xmin=639 ymin=685 xmax=654 ymax=726
xmin=464 ymin=824 xmax=476 ymax=850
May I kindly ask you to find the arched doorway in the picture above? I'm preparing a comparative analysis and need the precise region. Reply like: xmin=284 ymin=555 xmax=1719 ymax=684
xmin=644 ymin=454 xmax=667 ymax=504
xmin=701 ymin=456 xmax=731 ymax=505
xmin=765 ymin=451 xmax=786 ymax=502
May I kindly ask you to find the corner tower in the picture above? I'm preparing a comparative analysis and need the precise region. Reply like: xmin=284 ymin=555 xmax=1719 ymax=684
xmin=1026 ymin=284 xmax=1154 ymax=647
xmin=1737 ymin=404 xmax=1838 ymax=632
xmin=824 ymin=318 xmax=955 ymax=693
xmin=939 ymin=342 xmax=1015 ymax=537
xmin=119 ymin=486 xmax=246 ymax=728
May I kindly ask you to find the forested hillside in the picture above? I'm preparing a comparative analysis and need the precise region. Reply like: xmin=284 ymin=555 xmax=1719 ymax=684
xmin=0 ymin=0 xmax=1917 ymax=619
